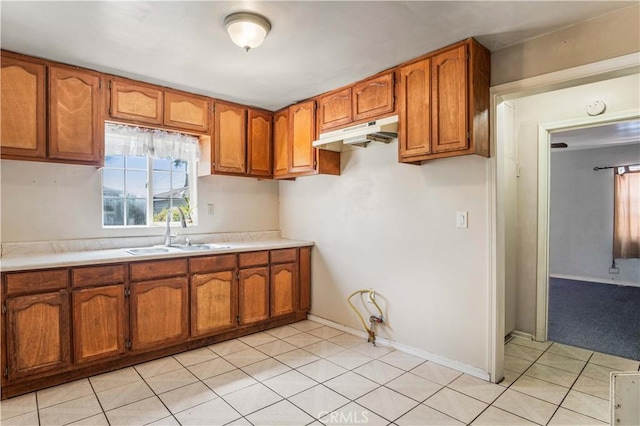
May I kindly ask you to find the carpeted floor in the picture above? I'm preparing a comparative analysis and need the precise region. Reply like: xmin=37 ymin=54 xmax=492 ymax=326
xmin=548 ymin=277 xmax=640 ymax=361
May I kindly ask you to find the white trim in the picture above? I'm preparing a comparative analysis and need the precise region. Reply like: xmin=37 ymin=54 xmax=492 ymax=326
xmin=550 ymin=274 xmax=640 ymax=288
xmin=509 ymin=330 xmax=534 ymax=340
xmin=307 ymin=314 xmax=491 ymax=381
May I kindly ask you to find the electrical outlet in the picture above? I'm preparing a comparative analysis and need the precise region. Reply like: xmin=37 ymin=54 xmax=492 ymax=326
xmin=207 ymin=204 xmax=215 ymax=216
xmin=609 ymin=267 xmax=620 ymax=274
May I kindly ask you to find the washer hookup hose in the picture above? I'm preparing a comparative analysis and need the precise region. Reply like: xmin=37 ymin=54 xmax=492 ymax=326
xmin=347 ymin=290 xmax=384 ymax=346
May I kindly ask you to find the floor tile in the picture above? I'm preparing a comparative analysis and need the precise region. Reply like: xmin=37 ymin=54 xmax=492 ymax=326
xmin=173 ymin=347 xmax=218 ymax=367
xmin=505 ymin=343 xmax=544 ymax=362
xmin=37 ymin=378 xmax=94 ymax=408
xmin=306 ymin=325 xmax=345 ymax=340
xmin=147 ymin=416 xmax=181 ymax=426
xmin=510 ymin=374 xmax=569 ymax=405
xmin=303 ymin=340 xmax=346 ymax=358
xmin=319 ymin=401 xmax=389 ymax=425
xmin=222 ymin=382 xmax=283 ymax=416
xmin=90 ymin=367 xmax=142 ymax=393
xmin=275 ymin=348 xmax=321 ymax=369
xmin=354 ymin=359 xmax=404 ymax=384
xmin=158 ymin=381 xmax=217 ymax=414
xmin=548 ymin=407 xmax=608 ymax=425
xmin=505 ymin=355 xmax=534 ymax=374
xmin=324 ymin=371 xmax=380 ymax=400
xmin=241 ymin=357 xmax=291 ymax=381
xmin=411 ymin=361 xmax=463 ymax=386
xmin=0 ymin=392 xmax=37 ymax=420
xmin=264 ymin=325 xmax=303 ymax=339
xmin=290 ymin=319 xmax=324 ymax=332
xmin=589 ymin=352 xmax=640 ymax=371
xmin=536 ymin=352 xmax=587 ymax=374
xmin=326 ymin=349 xmax=373 ymax=370
xmin=202 ymin=368 xmax=258 ymax=396
xmin=39 ymin=394 xmax=102 ymax=426
xmin=396 ymin=404 xmax=464 ymax=425
xmin=350 ymin=342 xmax=395 ymax=359
xmin=208 ymin=339 xmax=251 ymax=357
xmin=448 ymin=374 xmax=506 ymax=404
xmin=283 ymin=333 xmax=323 ymax=347
xmin=96 ymin=379 xmax=154 ymax=411
xmin=524 ymin=363 xmax=579 ymax=388
xmin=561 ymin=390 xmax=609 ymax=423
xmin=508 ymin=336 xmax=553 ymax=352
xmin=424 ymin=388 xmax=488 ymax=424
xmin=378 ymin=350 xmax=426 ymax=371
xmin=238 ymin=331 xmax=277 ymax=347
xmin=224 ymin=347 xmax=270 ymax=368
xmin=145 ymin=368 xmax=198 ymax=394
xmin=174 ymin=397 xmax=242 ymax=425
xmin=493 ymin=389 xmax=557 ymax=425
xmin=297 ymin=359 xmax=348 ymax=382
xmin=289 ymin=384 xmax=349 ymax=419
xmin=105 ymin=396 xmax=171 ymax=425
xmin=67 ymin=413 xmax=110 ymax=425
xmin=254 ymin=339 xmax=297 ymax=357
xmin=471 ymin=405 xmax=536 ymax=425
xmin=572 ymin=375 xmax=610 ymax=400
xmin=262 ymin=369 xmax=319 ymax=398
xmin=499 ymin=369 xmax=522 ymax=388
xmin=135 ymin=356 xmax=184 ymax=379
xmin=581 ymin=362 xmax=617 ymax=382
xmin=356 ymin=386 xmax=419 ymax=422
xmin=547 ymin=343 xmax=593 ymax=361
xmin=1 ymin=411 xmax=40 ymax=426
xmin=385 ymin=372 xmax=442 ymax=402
xmin=187 ymin=357 xmax=236 ymax=380
xmin=225 ymin=418 xmax=253 ymax=426
xmin=246 ymin=399 xmax=314 ymax=426
xmin=328 ymin=333 xmax=367 ymax=349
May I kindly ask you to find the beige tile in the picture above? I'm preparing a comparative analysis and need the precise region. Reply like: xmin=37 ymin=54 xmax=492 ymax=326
xmin=448 ymin=374 xmax=506 ymax=404
xmin=37 ymin=378 xmax=94 ymax=408
xmin=288 ymin=384 xmax=350 ymax=419
xmin=324 ymin=371 xmax=380 ymax=400
xmin=499 ymin=369 xmax=522 ymax=388
xmin=307 ymin=325 xmax=345 ymax=340
xmin=246 ymin=399 xmax=314 ymax=426
xmin=350 ymin=342 xmax=395 ymax=359
xmin=274 ymin=348 xmax=321 ymax=369
xmin=493 ymin=389 xmax=557 ymax=425
xmin=589 ymin=352 xmax=640 ymax=371
xmin=319 ymin=401 xmax=390 ymax=426
xmin=174 ymin=397 xmax=241 ymax=425
xmin=67 ymin=413 xmax=109 ymax=425
xmin=173 ymin=347 xmax=218 ymax=367
xmin=510 ymin=375 xmax=569 ymax=405
xmin=264 ymin=325 xmax=303 ymax=339
xmin=145 ymin=368 xmax=198 ymax=394
xmin=354 ymin=360 xmax=404 ymax=385
xmin=135 ymin=356 xmax=184 ymax=379
xmin=386 ymin=372 xmax=442 ymax=402
xmin=536 ymin=352 xmax=587 ymax=374
xmin=297 ymin=359 xmax=347 ymax=382
xmin=105 ymin=396 xmax=171 ymax=426
xmin=327 ymin=349 xmax=373 ymax=370
xmin=187 ymin=357 xmax=236 ymax=380
xmin=0 ymin=392 xmax=37 ymax=420
xmin=263 ymin=369 xmax=319 ymax=398
xmin=241 ymin=357 xmax=291 ymax=381
xmin=411 ymin=361 xmax=463 ymax=386
xmin=424 ymin=388 xmax=488 ymax=424
xmin=505 ymin=355 xmax=534 ymax=374
xmin=202 ymin=368 xmax=257 ymax=396
xmin=524 ymin=363 xmax=579 ymax=388
xmin=328 ymin=333 xmax=367 ymax=349
xmin=508 ymin=337 xmax=552 ymax=351
xmin=96 ymin=379 xmax=154 ymax=411
xmin=561 ymin=390 xmax=609 ymax=423
xmin=238 ymin=331 xmax=277 ymax=347
xmin=548 ymin=407 xmax=608 ymax=425
xmin=225 ymin=417 xmax=254 ymax=426
xmin=289 ymin=319 xmax=323 ymax=332
xmin=147 ymin=416 xmax=180 ymax=426
xmin=225 ymin=348 xmax=270 ymax=368
xmin=254 ymin=339 xmax=297 ymax=357
xmin=547 ymin=343 xmax=593 ymax=361
xmin=90 ymin=367 xmax=142 ymax=393
xmin=208 ymin=339 xmax=251 ymax=357
xmin=0 ymin=411 xmax=40 ymax=426
xmin=356 ymin=386 xmax=419 ymax=422
xmin=396 ymin=404 xmax=464 ymax=425
xmin=471 ymin=406 xmax=537 ymax=425
xmin=283 ymin=333 xmax=323 ymax=348
xmin=581 ymin=363 xmax=618 ymax=382
xmin=303 ymin=340 xmax=346 ymax=358
xmin=573 ymin=375 xmax=610 ymax=400
xmin=222 ymin=383 xmax=283 ymax=416
xmin=158 ymin=381 xmax=217 ymax=414
xmin=39 ymin=394 xmax=102 ymax=426
xmin=378 ymin=350 xmax=426 ymax=371
xmin=505 ymin=343 xmax=544 ymax=362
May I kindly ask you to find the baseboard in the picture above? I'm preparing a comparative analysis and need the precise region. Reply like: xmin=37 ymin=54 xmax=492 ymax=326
xmin=510 ymin=330 xmax=534 ymax=340
xmin=307 ymin=314 xmax=491 ymax=382
xmin=550 ymin=274 xmax=639 ymax=288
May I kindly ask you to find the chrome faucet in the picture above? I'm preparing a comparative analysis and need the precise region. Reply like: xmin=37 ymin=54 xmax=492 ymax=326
xmin=164 ymin=206 xmax=187 ymax=247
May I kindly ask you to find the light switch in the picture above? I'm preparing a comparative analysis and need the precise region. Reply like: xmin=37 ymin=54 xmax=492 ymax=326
xmin=456 ymin=211 xmax=468 ymax=229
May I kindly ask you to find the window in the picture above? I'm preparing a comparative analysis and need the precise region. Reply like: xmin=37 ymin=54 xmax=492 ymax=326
xmin=102 ymin=123 xmax=199 ymax=227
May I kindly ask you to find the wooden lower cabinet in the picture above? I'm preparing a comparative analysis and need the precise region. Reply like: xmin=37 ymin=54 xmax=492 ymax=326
xmin=238 ymin=267 xmax=269 ymax=325
xmin=191 ymin=271 xmax=237 ymax=337
xmin=271 ymin=263 xmax=297 ymax=317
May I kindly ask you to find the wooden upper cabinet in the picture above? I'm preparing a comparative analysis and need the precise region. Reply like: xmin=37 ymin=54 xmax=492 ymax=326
xmin=247 ymin=109 xmax=273 ymax=177
xmin=191 ymin=271 xmax=237 ymax=337
xmin=289 ymin=100 xmax=316 ymax=174
xmin=214 ymin=101 xmax=247 ymax=174
xmin=109 ymin=78 xmax=163 ymax=125
xmin=353 ymin=71 xmax=395 ymax=121
xmin=273 ymin=109 xmax=289 ymax=177
xmin=48 ymin=66 xmax=103 ymax=163
xmin=238 ymin=266 xmax=269 ymax=325
xmin=0 ymin=53 xmax=46 ymax=158
xmin=164 ymin=91 xmax=209 ymax=132
xmin=318 ymin=87 xmax=352 ymax=131
xmin=398 ymin=59 xmax=431 ymax=160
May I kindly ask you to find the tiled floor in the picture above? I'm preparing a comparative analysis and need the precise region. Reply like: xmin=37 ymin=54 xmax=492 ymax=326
xmin=2 ymin=320 xmax=639 ymax=425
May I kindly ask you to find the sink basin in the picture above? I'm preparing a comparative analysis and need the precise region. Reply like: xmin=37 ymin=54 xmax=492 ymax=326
xmin=173 ymin=244 xmax=230 ymax=251
xmin=124 ymin=247 xmax=171 ymax=255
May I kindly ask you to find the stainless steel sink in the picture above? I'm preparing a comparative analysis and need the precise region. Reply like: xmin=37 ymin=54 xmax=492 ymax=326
xmin=124 ymin=247 xmax=171 ymax=255
xmin=173 ymin=244 xmax=230 ymax=251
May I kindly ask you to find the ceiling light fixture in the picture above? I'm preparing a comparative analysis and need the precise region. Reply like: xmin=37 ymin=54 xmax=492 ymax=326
xmin=224 ymin=12 xmax=271 ymax=52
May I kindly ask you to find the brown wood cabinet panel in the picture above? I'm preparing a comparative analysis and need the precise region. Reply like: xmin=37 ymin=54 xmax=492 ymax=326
xmin=398 ymin=59 xmax=431 ymax=160
xmin=191 ymin=271 xmax=237 ymax=337
xmin=318 ymin=87 xmax=352 ymax=131
xmin=130 ymin=277 xmax=188 ymax=351
xmin=298 ymin=247 xmax=311 ymax=312
xmin=72 ymin=285 xmax=126 ymax=363
xmin=72 ymin=264 xmax=126 ymax=288
xmin=5 ymin=269 xmax=68 ymax=296
xmin=189 ymin=254 xmax=237 ymax=274
xmin=270 ymin=249 xmax=297 ymax=264
xmin=247 ymin=109 xmax=272 ymax=177
xmin=129 ymin=259 xmax=187 ymax=282
xmin=270 ymin=263 xmax=296 ymax=317
xmin=238 ymin=251 xmax=269 ymax=268
xmin=273 ymin=109 xmax=289 ymax=177
xmin=353 ymin=72 xmax=394 ymax=121
xmin=164 ymin=91 xmax=209 ymax=132
xmin=6 ymin=292 xmax=71 ymax=380
xmin=0 ymin=53 xmax=46 ymax=158
xmin=214 ymin=101 xmax=247 ymax=174
xmin=238 ymin=267 xmax=269 ymax=325
xmin=109 ymin=79 xmax=163 ymax=125
xmin=289 ymin=100 xmax=316 ymax=174
xmin=48 ymin=66 xmax=103 ymax=163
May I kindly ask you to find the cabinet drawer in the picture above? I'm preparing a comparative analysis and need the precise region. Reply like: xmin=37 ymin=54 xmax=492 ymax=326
xmin=72 ymin=264 xmax=126 ymax=288
xmin=238 ymin=251 xmax=269 ymax=268
xmin=270 ymin=249 xmax=297 ymax=264
xmin=5 ymin=269 xmax=68 ymax=296
xmin=130 ymin=259 xmax=188 ymax=282
xmin=190 ymin=254 xmax=237 ymax=274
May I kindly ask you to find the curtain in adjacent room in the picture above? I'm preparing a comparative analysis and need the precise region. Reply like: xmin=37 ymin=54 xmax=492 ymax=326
xmin=613 ymin=169 xmax=640 ymax=259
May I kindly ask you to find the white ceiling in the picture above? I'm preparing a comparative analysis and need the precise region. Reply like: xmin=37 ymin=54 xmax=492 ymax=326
xmin=1 ymin=1 xmax=636 ymax=111
xmin=551 ymin=120 xmax=640 ymax=151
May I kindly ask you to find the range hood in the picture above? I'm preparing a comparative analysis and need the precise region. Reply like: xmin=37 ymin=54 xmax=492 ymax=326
xmin=312 ymin=115 xmax=398 ymax=151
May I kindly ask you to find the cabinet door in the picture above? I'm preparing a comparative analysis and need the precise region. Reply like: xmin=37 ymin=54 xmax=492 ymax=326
xmin=73 ymin=285 xmax=126 ymax=363
xmin=49 ymin=66 xmax=103 ymax=163
xmin=238 ymin=267 xmax=269 ymax=325
xmin=353 ymin=72 xmax=394 ymax=121
xmin=191 ymin=271 xmax=237 ymax=337
xmin=398 ymin=59 xmax=431 ymax=159
xmin=318 ymin=87 xmax=352 ymax=131
xmin=289 ymin=100 xmax=316 ymax=174
xmin=6 ymin=292 xmax=70 ymax=380
xmin=0 ymin=54 xmax=46 ymax=158
xmin=273 ymin=109 xmax=289 ymax=177
xmin=247 ymin=109 xmax=272 ymax=177
xmin=109 ymin=79 xmax=163 ymax=125
xmin=214 ymin=102 xmax=246 ymax=174
xmin=270 ymin=263 xmax=297 ymax=317
xmin=130 ymin=277 xmax=188 ymax=351
xmin=431 ymin=45 xmax=468 ymax=153
xmin=298 ymin=247 xmax=311 ymax=313
xmin=164 ymin=91 xmax=210 ymax=132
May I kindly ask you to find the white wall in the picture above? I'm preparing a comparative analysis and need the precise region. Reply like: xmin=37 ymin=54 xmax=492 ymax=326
xmin=279 ymin=142 xmax=491 ymax=371
xmin=0 ymin=160 xmax=279 ymax=242
xmin=550 ymin=144 xmax=640 ymax=286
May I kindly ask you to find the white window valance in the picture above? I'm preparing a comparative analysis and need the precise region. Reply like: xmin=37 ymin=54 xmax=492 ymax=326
xmin=105 ymin=123 xmax=200 ymax=162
